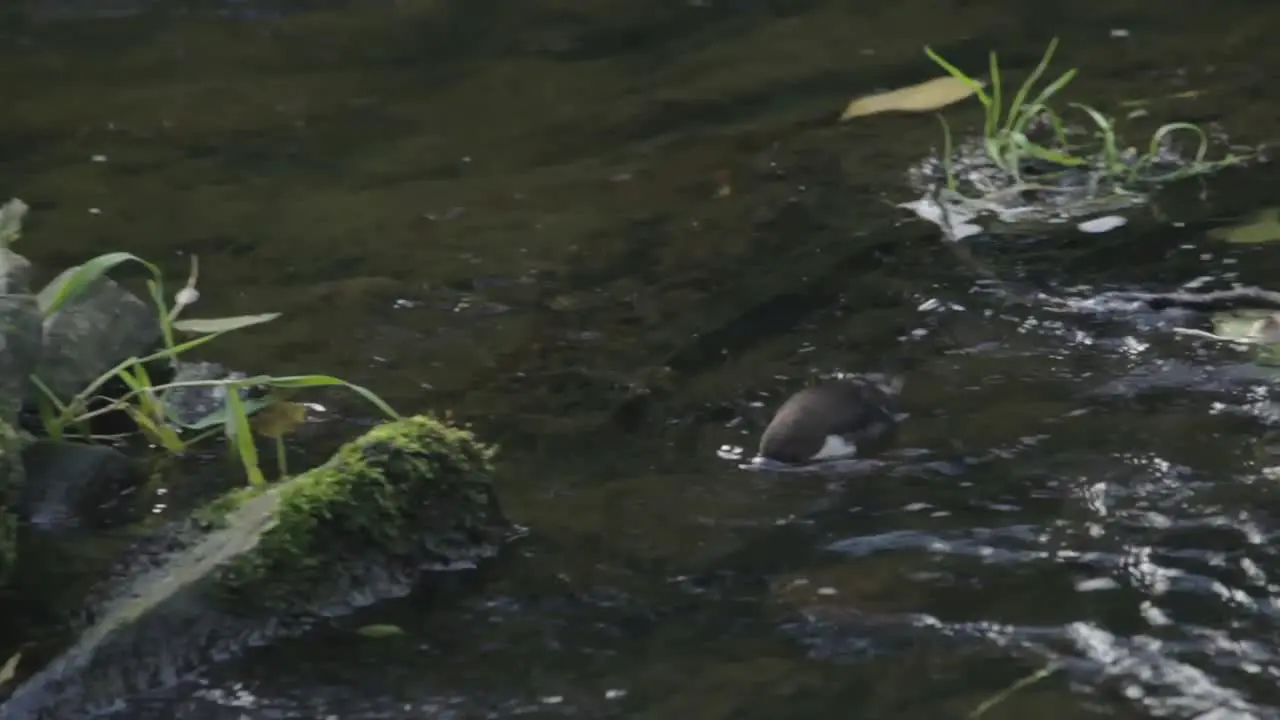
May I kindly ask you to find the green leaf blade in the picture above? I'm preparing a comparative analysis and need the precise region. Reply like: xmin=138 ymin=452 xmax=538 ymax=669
xmin=172 ymin=313 xmax=281 ymax=334
xmin=38 ymin=252 xmax=162 ymax=316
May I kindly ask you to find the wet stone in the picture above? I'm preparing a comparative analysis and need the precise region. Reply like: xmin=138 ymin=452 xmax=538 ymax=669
xmin=33 ymin=267 xmax=163 ymax=402
xmin=161 ymin=360 xmax=252 ymax=428
xmin=0 ymin=294 xmax=43 ymax=422
xmin=18 ymin=439 xmax=145 ymax=532
xmin=0 ymin=248 xmax=34 ymax=295
xmin=0 ymin=250 xmax=43 ymax=423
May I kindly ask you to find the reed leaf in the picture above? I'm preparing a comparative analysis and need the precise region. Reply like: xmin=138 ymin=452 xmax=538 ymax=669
xmin=38 ymin=252 xmax=162 ymax=316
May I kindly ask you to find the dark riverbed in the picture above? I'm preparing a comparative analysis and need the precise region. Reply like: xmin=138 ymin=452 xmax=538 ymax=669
xmin=6 ymin=0 xmax=1280 ymax=717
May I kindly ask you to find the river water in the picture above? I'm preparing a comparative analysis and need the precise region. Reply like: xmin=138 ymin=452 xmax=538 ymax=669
xmin=5 ymin=0 xmax=1280 ymax=718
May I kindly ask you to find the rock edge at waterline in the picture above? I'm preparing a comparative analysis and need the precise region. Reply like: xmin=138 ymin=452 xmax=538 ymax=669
xmin=0 ymin=414 xmax=514 ymax=720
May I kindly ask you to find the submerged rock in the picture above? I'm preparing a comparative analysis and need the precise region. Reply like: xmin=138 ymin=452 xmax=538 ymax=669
xmin=32 ymin=266 xmax=161 ymax=404
xmin=160 ymin=360 xmax=253 ymax=428
xmin=0 ymin=414 xmax=513 ymax=719
xmin=18 ymin=440 xmax=145 ymax=532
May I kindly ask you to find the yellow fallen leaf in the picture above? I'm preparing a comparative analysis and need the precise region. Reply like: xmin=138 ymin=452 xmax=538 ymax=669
xmin=840 ymin=75 xmax=982 ymax=121
xmin=355 ymin=623 xmax=405 ymax=639
xmin=0 ymin=649 xmax=22 ymax=687
xmin=1208 ymin=207 xmax=1280 ymax=245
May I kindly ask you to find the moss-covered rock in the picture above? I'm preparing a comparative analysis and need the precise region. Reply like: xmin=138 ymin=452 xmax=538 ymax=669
xmin=0 ymin=420 xmax=22 ymax=585
xmin=0 ymin=414 xmax=511 ymax=719
xmin=205 ymin=413 xmax=509 ymax=612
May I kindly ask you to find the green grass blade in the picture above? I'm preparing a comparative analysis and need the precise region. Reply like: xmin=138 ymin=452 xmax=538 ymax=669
xmin=113 ymin=363 xmax=149 ymax=402
xmin=987 ymin=50 xmax=1002 ymax=137
xmin=157 ymin=330 xmax=228 ymax=358
xmin=1002 ymin=138 xmax=1025 ymax=184
xmin=174 ymin=393 xmax=272 ymax=430
xmin=1068 ymin=102 xmax=1122 ymax=167
xmin=969 ymin=664 xmax=1058 ymax=718
xmin=125 ymin=404 xmax=187 ymax=453
xmin=38 ymin=252 xmax=162 ymax=317
xmin=224 ymin=389 xmax=266 ymax=487
xmin=1015 ymin=138 xmax=1088 ymax=167
xmin=936 ymin=114 xmax=958 ymax=191
xmin=923 ymin=45 xmax=991 ymax=108
xmin=275 ymin=436 xmax=289 ymax=480
xmin=985 ymin=137 xmax=1013 ymax=176
xmin=172 ymin=313 xmax=281 ymax=334
xmin=184 ymin=426 xmax=222 ymax=446
xmin=30 ymin=376 xmax=67 ymax=440
xmin=1004 ymin=37 xmax=1061 ymax=134
xmin=36 ymin=398 xmax=62 ymax=440
xmin=64 ymin=331 xmax=231 ymax=420
xmin=1149 ymin=122 xmax=1210 ymax=163
xmin=262 ymin=375 xmax=401 ymax=419
xmin=1024 ymin=68 xmax=1078 ymax=116
xmin=115 ymin=364 xmax=187 ymax=453
xmin=145 ymin=278 xmax=176 ymax=352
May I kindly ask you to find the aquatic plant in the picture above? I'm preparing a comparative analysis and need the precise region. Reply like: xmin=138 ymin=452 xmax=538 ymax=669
xmin=923 ymin=38 xmax=1249 ymax=197
xmin=3 ymin=201 xmax=398 ymax=487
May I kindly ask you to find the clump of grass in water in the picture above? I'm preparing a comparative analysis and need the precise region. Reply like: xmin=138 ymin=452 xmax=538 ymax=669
xmin=2 ymin=199 xmax=399 ymax=488
xmin=924 ymin=38 xmax=1249 ymax=206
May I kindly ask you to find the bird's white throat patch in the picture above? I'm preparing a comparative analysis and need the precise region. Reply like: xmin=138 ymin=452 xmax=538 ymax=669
xmin=812 ymin=434 xmax=858 ymax=460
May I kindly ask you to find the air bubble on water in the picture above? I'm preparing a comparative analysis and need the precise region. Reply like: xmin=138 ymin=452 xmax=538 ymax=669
xmin=1140 ymin=601 xmax=1172 ymax=626
xmin=1075 ymin=577 xmax=1121 ymax=592
xmin=717 ymin=444 xmax=745 ymax=460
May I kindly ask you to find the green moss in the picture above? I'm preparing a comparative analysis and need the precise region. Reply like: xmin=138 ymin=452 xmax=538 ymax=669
xmin=192 ymin=484 xmax=264 ymax=529
xmin=206 ymin=414 xmax=503 ymax=611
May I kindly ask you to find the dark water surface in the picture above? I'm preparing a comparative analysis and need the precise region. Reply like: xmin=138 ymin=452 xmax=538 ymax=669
xmin=6 ymin=0 xmax=1280 ymax=717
